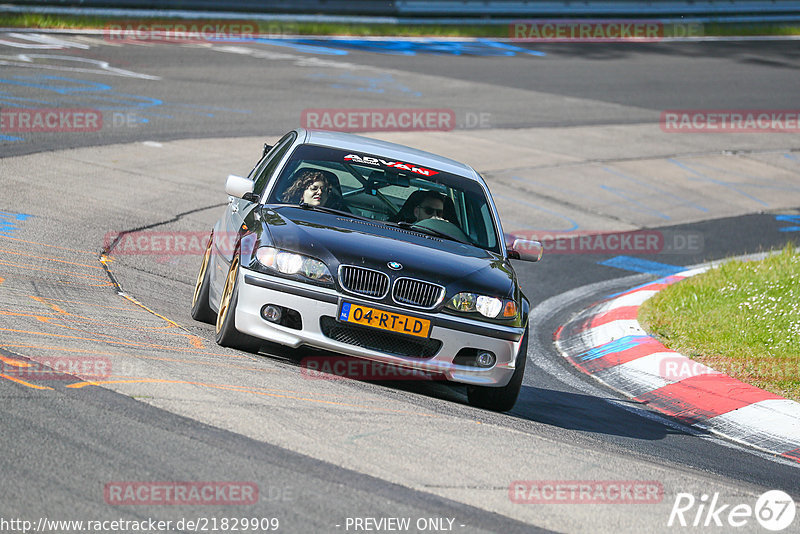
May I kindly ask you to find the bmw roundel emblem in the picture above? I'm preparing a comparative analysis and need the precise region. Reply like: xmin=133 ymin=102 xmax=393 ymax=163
xmin=387 ymin=261 xmax=402 ymax=271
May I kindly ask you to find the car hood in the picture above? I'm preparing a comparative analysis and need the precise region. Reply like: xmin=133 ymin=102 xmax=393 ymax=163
xmin=261 ymin=206 xmax=515 ymax=297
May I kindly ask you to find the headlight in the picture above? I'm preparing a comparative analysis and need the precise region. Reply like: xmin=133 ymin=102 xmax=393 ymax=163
xmin=476 ymin=296 xmax=503 ymax=318
xmin=255 ymin=246 xmax=333 ymax=284
xmin=446 ymin=292 xmax=517 ymax=319
xmin=449 ymin=292 xmax=477 ymax=312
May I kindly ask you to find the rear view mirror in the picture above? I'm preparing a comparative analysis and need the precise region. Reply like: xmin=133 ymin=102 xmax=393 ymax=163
xmin=367 ymin=169 xmax=410 ymax=189
xmin=507 ymin=239 xmax=543 ymax=262
xmin=383 ymin=170 xmax=410 ymax=187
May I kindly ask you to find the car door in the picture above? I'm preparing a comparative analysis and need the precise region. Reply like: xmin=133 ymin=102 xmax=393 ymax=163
xmin=210 ymin=132 xmax=297 ymax=305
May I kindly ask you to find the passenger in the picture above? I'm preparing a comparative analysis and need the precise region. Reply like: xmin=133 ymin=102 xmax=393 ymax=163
xmin=281 ymin=169 xmax=344 ymax=208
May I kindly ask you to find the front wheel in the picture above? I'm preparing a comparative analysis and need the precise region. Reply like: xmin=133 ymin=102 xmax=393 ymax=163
xmin=467 ymin=326 xmax=528 ymax=412
xmin=215 ymin=253 xmax=262 ymax=353
xmin=190 ymin=231 xmax=216 ymax=324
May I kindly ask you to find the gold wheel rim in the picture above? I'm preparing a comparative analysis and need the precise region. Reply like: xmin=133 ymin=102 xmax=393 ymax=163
xmin=192 ymin=236 xmax=212 ymax=307
xmin=216 ymin=256 xmax=238 ymax=333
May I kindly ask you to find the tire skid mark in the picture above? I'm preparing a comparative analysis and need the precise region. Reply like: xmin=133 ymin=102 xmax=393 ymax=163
xmin=117 ymin=289 xmax=205 ymax=349
xmin=1 ymin=305 xmax=182 ymax=345
xmin=97 ymin=203 xmax=227 ymax=350
xmin=33 ymin=369 xmax=349 ymax=399
xmin=0 ymin=285 xmax=150 ymax=311
xmin=32 ymin=294 xmax=176 ymax=329
xmin=0 ymin=343 xmax=275 ymax=373
xmin=29 ymin=295 xmax=205 ymax=349
xmin=0 ymin=212 xmax=300 ymax=404
xmin=0 ymin=326 xmax=241 ymax=357
xmin=0 ymin=247 xmax=104 ymax=270
xmin=0 ymin=233 xmax=96 ymax=255
xmin=0 ymin=258 xmax=109 ymax=283
xmin=0 ymin=233 xmax=205 ymax=351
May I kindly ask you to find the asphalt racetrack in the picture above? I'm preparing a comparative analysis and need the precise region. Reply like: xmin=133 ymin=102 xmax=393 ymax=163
xmin=1 ymin=31 xmax=800 ymax=533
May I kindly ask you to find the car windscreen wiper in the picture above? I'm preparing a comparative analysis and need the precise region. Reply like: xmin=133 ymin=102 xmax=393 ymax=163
xmin=393 ymin=221 xmax=470 ymax=245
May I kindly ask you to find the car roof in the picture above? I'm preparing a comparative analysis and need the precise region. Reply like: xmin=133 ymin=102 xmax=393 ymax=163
xmin=300 ymin=129 xmax=480 ymax=181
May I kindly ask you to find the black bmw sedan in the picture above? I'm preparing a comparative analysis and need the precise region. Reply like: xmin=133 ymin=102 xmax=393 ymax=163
xmin=191 ymin=129 xmax=542 ymax=411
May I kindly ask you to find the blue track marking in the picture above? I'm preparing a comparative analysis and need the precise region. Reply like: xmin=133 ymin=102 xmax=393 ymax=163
xmin=252 ymin=38 xmax=545 ymax=57
xmin=601 ymin=166 xmax=709 ymax=213
xmin=688 ymin=160 xmax=800 ymax=194
xmin=776 ymin=214 xmax=800 ymax=232
xmin=0 ymin=74 xmax=251 ymax=136
xmin=599 ymin=185 xmax=671 ymax=220
xmin=668 ymin=158 xmax=770 ymax=207
xmin=579 ymin=335 xmax=651 ymax=362
xmin=599 ymin=255 xmax=685 ymax=275
xmin=474 ymin=38 xmax=547 ymax=56
xmin=249 ymin=38 xmax=350 ymax=55
xmin=0 ymin=211 xmax=34 ymax=236
xmin=0 ymin=75 xmax=112 ymax=95
xmin=0 ymin=93 xmax=58 ymax=106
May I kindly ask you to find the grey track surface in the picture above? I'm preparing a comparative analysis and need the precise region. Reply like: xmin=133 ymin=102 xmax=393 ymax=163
xmin=4 ymin=37 xmax=800 ymax=157
xmin=1 ymin=32 xmax=800 ymax=533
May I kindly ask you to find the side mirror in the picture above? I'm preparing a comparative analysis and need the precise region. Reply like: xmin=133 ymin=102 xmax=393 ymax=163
xmin=507 ymin=239 xmax=543 ymax=262
xmin=225 ymin=174 xmax=255 ymax=200
xmin=262 ymin=143 xmax=273 ymax=158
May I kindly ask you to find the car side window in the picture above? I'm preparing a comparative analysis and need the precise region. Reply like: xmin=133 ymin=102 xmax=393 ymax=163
xmin=252 ymin=132 xmax=297 ymax=197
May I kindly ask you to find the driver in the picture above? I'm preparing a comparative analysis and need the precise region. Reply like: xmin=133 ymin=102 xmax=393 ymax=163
xmin=391 ymin=190 xmax=452 ymax=224
xmin=413 ymin=191 xmax=445 ymax=222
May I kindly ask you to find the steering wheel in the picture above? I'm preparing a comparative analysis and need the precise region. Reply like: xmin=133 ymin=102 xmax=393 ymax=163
xmin=412 ymin=217 xmax=470 ymax=243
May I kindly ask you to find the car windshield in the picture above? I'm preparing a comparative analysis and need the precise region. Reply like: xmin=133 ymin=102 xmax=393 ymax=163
xmin=267 ymin=144 xmax=501 ymax=252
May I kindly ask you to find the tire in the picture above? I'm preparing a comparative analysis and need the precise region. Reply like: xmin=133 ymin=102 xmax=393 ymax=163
xmin=190 ymin=232 xmax=216 ymax=324
xmin=467 ymin=326 xmax=528 ymax=412
xmin=215 ymin=253 xmax=262 ymax=353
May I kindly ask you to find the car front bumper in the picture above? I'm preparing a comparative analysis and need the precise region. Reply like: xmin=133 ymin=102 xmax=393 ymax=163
xmin=235 ymin=268 xmax=527 ymax=387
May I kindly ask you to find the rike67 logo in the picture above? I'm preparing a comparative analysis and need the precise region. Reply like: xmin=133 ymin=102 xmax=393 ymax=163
xmin=668 ymin=490 xmax=796 ymax=531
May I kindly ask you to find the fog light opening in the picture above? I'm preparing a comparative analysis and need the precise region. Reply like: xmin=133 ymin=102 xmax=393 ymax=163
xmin=261 ymin=304 xmax=283 ymax=323
xmin=475 ymin=351 xmax=496 ymax=368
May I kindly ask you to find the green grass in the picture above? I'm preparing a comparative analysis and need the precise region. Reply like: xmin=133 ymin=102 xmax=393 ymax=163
xmin=0 ymin=14 xmax=507 ymax=37
xmin=703 ymin=22 xmax=800 ymax=37
xmin=1 ymin=13 xmax=799 ymax=38
xmin=639 ymin=245 xmax=800 ymax=401
xmin=0 ymin=13 xmax=113 ymax=29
